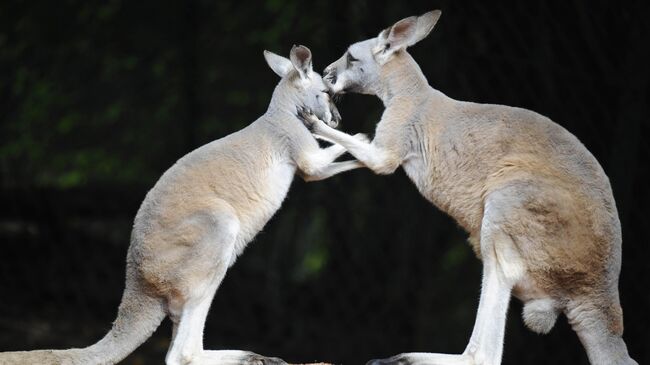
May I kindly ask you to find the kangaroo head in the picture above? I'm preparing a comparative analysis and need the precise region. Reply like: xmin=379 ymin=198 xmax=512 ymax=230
xmin=264 ymin=45 xmax=341 ymax=127
xmin=323 ymin=10 xmax=441 ymax=95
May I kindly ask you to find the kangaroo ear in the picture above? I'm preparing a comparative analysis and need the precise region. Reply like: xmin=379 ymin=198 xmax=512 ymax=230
xmin=289 ymin=44 xmax=313 ymax=80
xmin=376 ymin=10 xmax=441 ymax=62
xmin=411 ymin=10 xmax=441 ymax=46
xmin=264 ymin=50 xmax=293 ymax=78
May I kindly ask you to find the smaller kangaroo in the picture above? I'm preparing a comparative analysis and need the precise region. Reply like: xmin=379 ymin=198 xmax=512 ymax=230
xmin=300 ymin=10 xmax=638 ymax=365
xmin=0 ymin=45 xmax=363 ymax=365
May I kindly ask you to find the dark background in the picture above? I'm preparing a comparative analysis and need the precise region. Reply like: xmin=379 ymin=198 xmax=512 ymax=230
xmin=1 ymin=1 xmax=648 ymax=364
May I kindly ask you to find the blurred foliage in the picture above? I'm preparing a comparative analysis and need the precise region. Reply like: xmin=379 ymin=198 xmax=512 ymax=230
xmin=0 ymin=0 xmax=649 ymax=364
xmin=0 ymin=0 xmax=334 ymax=187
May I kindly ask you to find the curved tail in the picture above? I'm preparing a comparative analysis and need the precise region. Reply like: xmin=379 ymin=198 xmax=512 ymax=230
xmin=0 ymin=278 xmax=166 ymax=365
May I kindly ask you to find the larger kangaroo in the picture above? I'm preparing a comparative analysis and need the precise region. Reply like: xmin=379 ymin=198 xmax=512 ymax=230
xmin=300 ymin=10 xmax=637 ymax=365
xmin=0 ymin=45 xmax=363 ymax=365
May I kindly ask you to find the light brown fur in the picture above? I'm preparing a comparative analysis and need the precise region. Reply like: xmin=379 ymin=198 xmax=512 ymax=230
xmin=0 ymin=46 xmax=362 ymax=365
xmin=308 ymin=10 xmax=636 ymax=365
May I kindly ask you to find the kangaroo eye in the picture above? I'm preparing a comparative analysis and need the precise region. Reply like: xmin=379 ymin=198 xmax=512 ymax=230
xmin=346 ymin=52 xmax=359 ymax=67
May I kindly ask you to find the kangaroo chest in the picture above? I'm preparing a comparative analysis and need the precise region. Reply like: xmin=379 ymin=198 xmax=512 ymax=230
xmin=234 ymin=158 xmax=295 ymax=247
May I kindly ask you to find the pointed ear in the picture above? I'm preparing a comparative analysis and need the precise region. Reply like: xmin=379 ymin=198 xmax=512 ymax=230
xmin=289 ymin=44 xmax=313 ymax=79
xmin=264 ymin=50 xmax=293 ymax=78
xmin=383 ymin=15 xmax=418 ymax=48
xmin=376 ymin=10 xmax=441 ymax=61
xmin=411 ymin=10 xmax=441 ymax=46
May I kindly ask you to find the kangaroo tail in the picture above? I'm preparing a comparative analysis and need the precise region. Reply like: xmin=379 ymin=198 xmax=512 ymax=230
xmin=0 ymin=276 xmax=166 ymax=365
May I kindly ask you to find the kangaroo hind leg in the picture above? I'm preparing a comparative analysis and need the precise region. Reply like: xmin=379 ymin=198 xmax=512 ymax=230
xmin=566 ymin=298 xmax=637 ymax=365
xmin=164 ymin=208 xmax=240 ymax=365
xmin=366 ymin=190 xmax=524 ymax=365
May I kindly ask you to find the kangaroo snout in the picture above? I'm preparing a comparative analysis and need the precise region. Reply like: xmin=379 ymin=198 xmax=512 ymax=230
xmin=323 ymin=66 xmax=338 ymax=85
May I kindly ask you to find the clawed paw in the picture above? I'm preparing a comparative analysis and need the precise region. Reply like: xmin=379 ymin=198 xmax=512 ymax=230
xmin=245 ymin=353 xmax=288 ymax=365
xmin=296 ymin=106 xmax=324 ymax=132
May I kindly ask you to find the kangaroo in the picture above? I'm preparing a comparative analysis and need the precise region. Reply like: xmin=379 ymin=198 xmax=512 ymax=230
xmin=0 ymin=45 xmax=364 ymax=365
xmin=299 ymin=10 xmax=638 ymax=365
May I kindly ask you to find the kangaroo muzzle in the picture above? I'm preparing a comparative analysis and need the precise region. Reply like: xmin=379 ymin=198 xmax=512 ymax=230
xmin=323 ymin=66 xmax=338 ymax=86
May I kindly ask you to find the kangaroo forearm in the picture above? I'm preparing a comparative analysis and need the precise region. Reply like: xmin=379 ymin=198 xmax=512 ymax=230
xmin=302 ymin=160 xmax=364 ymax=182
xmin=297 ymin=144 xmax=354 ymax=177
xmin=315 ymin=126 xmax=367 ymax=154
xmin=322 ymin=142 xmax=347 ymax=162
xmin=315 ymin=126 xmax=400 ymax=174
